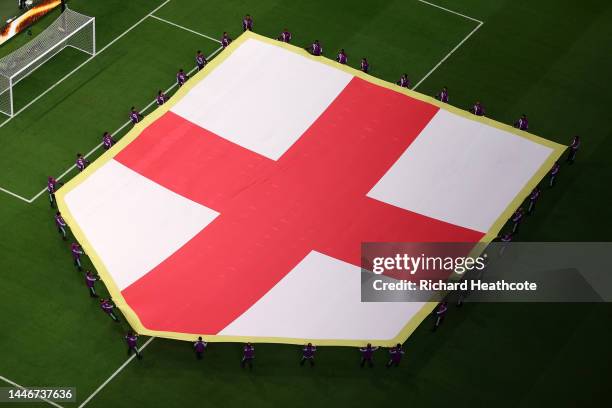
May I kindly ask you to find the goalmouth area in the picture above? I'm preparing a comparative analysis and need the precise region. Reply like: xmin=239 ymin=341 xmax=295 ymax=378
xmin=0 ymin=7 xmax=95 ymax=117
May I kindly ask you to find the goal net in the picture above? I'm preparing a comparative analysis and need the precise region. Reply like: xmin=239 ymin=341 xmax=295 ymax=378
xmin=0 ymin=8 xmax=95 ymax=117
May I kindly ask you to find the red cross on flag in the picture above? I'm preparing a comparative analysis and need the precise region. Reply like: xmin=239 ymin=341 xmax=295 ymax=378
xmin=58 ymin=32 xmax=564 ymax=346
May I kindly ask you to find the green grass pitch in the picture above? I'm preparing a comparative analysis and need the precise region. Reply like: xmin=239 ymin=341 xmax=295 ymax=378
xmin=0 ymin=0 xmax=611 ymax=406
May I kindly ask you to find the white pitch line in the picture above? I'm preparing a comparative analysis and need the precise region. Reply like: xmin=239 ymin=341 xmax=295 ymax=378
xmin=417 ymin=0 xmax=483 ymax=24
xmin=77 ymin=337 xmax=155 ymax=408
xmin=97 ymin=0 xmax=172 ymax=54
xmin=28 ymin=45 xmax=223 ymax=203
xmin=412 ymin=21 xmax=483 ymax=90
xmin=149 ymin=14 xmax=221 ymax=43
xmin=0 ymin=375 xmax=65 ymax=408
xmin=0 ymin=0 xmax=172 ymax=131
xmin=0 ymin=186 xmax=31 ymax=203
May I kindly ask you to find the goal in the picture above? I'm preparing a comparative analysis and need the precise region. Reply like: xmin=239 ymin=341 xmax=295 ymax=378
xmin=0 ymin=7 xmax=95 ymax=117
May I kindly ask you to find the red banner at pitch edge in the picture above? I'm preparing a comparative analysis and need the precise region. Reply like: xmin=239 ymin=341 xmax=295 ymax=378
xmin=0 ymin=0 xmax=61 ymax=46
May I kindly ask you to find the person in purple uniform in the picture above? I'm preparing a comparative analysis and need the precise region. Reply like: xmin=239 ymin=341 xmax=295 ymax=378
xmin=76 ymin=153 xmax=89 ymax=172
xmin=300 ymin=343 xmax=316 ymax=366
xmin=432 ymin=301 xmax=448 ymax=331
xmin=336 ymin=49 xmax=348 ymax=64
xmin=386 ymin=344 xmax=404 ymax=368
xmin=527 ymin=186 xmax=540 ymax=214
xmin=125 ymin=332 xmax=143 ymax=359
xmin=498 ymin=232 xmax=512 ymax=256
xmin=100 ymin=298 xmax=120 ymax=322
xmin=307 ymin=40 xmax=323 ymax=56
xmin=359 ymin=343 xmax=378 ymax=367
xmin=176 ymin=69 xmax=188 ymax=87
xmin=221 ymin=32 xmax=232 ymax=48
xmin=55 ymin=212 xmax=67 ymax=240
xmin=156 ymin=90 xmax=168 ymax=106
xmin=510 ymin=207 xmax=525 ymax=234
xmin=241 ymin=343 xmax=255 ymax=369
xmin=71 ymin=242 xmax=84 ymax=270
xmin=360 ymin=58 xmax=369 ymax=73
xmin=85 ymin=270 xmax=99 ymax=297
xmin=102 ymin=131 xmax=114 ymax=150
xmin=194 ymin=336 xmax=207 ymax=359
xmin=196 ymin=50 xmax=207 ymax=71
xmin=242 ymin=14 xmax=253 ymax=32
xmin=129 ymin=107 xmax=143 ymax=124
xmin=514 ymin=114 xmax=529 ymax=131
xmin=566 ymin=135 xmax=580 ymax=164
xmin=549 ymin=161 xmax=560 ymax=187
xmin=278 ymin=28 xmax=292 ymax=43
xmin=470 ymin=101 xmax=485 ymax=116
xmin=47 ymin=176 xmax=63 ymax=208
xmin=437 ymin=86 xmax=449 ymax=103
xmin=397 ymin=74 xmax=410 ymax=88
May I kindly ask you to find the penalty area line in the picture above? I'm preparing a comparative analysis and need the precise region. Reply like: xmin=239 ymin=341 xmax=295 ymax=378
xmin=77 ymin=337 xmax=156 ymax=408
xmin=412 ymin=21 xmax=483 ymax=90
xmin=417 ymin=0 xmax=483 ymax=24
xmin=96 ymin=0 xmax=173 ymax=55
xmin=412 ymin=0 xmax=483 ymax=90
xmin=0 ymin=186 xmax=32 ymax=203
xmin=149 ymin=14 xmax=222 ymax=44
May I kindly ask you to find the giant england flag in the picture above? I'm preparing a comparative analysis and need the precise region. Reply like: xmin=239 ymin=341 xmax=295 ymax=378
xmin=57 ymin=32 xmax=564 ymax=346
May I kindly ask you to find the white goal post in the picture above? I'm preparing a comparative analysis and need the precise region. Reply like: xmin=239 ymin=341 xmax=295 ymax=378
xmin=0 ymin=7 xmax=95 ymax=117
